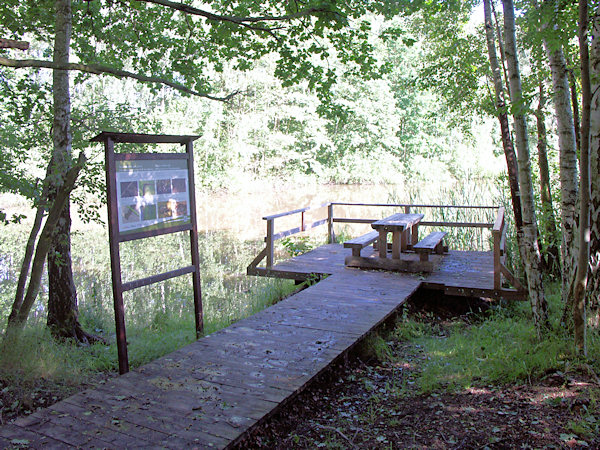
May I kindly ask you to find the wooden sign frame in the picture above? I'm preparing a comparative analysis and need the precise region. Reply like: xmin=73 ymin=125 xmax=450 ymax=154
xmin=91 ymin=132 xmax=203 ymax=374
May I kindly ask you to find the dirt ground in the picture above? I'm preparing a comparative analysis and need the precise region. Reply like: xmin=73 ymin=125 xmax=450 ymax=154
xmin=239 ymin=299 xmax=600 ymax=449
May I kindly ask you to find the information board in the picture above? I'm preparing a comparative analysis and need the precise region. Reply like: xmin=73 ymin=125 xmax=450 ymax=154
xmin=95 ymin=132 xmax=203 ymax=375
xmin=116 ymin=159 xmax=191 ymax=235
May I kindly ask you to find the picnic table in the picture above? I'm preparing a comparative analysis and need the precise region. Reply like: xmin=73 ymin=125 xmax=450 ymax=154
xmin=371 ymin=213 xmax=424 ymax=260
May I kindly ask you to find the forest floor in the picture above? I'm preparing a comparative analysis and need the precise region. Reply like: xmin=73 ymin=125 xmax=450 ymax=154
xmin=242 ymin=299 xmax=600 ymax=449
xmin=2 ymin=297 xmax=599 ymax=449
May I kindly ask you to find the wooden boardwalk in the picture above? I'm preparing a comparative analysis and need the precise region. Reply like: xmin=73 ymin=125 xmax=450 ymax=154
xmin=1 ymin=245 xmax=429 ymax=449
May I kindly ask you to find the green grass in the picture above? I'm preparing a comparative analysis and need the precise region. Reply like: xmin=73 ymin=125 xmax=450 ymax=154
xmin=0 ymin=221 xmax=297 ymax=418
xmin=391 ymin=283 xmax=600 ymax=393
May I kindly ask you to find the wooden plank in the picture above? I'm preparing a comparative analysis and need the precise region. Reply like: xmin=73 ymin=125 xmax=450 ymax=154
xmin=90 ymin=132 xmax=200 ymax=144
xmin=392 ymin=231 xmax=401 ymax=259
xmin=262 ymin=202 xmax=329 ymax=221
xmin=343 ymin=231 xmax=379 ymax=248
xmin=372 ymin=213 xmax=424 ymax=230
xmin=271 ymin=218 xmax=328 ymax=241
xmin=378 ymin=230 xmax=388 ymax=258
xmin=414 ymin=231 xmax=447 ymax=260
xmin=247 ymin=247 xmax=267 ymax=270
xmin=104 ymin=137 xmax=129 ymax=375
xmin=328 ymin=203 xmax=336 ymax=243
xmin=16 ymin=412 xmax=124 ymax=447
xmin=419 ymin=221 xmax=492 ymax=228
xmin=121 ymin=265 xmax=195 ymax=291
xmin=186 ymin=140 xmax=204 ymax=337
xmin=118 ymin=222 xmax=193 ymax=243
xmin=345 ymin=254 xmax=437 ymax=273
xmin=331 ymin=202 xmax=498 ymax=209
xmin=500 ymin=263 xmax=525 ymax=291
xmin=0 ymin=423 xmax=68 ymax=449
xmin=64 ymin=388 xmax=233 ymax=445
xmin=266 ymin=218 xmax=274 ymax=267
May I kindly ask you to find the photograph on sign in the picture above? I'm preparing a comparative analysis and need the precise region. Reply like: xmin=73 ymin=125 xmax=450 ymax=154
xmin=115 ymin=159 xmax=191 ymax=235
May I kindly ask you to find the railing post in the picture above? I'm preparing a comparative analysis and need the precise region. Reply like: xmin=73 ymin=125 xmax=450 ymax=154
xmin=301 ymin=211 xmax=305 ymax=232
xmin=492 ymin=206 xmax=505 ymax=291
xmin=493 ymin=229 xmax=501 ymax=290
xmin=266 ymin=218 xmax=274 ymax=268
xmin=328 ymin=203 xmax=335 ymax=243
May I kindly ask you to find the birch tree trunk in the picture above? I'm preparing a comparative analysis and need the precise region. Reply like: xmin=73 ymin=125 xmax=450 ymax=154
xmin=573 ymin=0 xmax=592 ymax=353
xmin=589 ymin=5 xmax=600 ymax=325
xmin=541 ymin=5 xmax=580 ymax=313
xmin=46 ymin=0 xmax=94 ymax=342
xmin=483 ymin=0 xmax=523 ymax=237
xmin=536 ymin=82 xmax=560 ymax=275
xmin=502 ymin=0 xmax=548 ymax=333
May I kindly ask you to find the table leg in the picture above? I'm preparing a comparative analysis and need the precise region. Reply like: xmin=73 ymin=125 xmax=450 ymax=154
xmin=411 ymin=224 xmax=419 ymax=246
xmin=378 ymin=230 xmax=387 ymax=258
xmin=392 ymin=231 xmax=401 ymax=259
xmin=400 ymin=229 xmax=408 ymax=252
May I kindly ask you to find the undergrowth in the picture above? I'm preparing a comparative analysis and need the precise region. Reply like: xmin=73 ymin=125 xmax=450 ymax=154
xmin=389 ymin=283 xmax=600 ymax=393
xmin=0 ymin=277 xmax=296 ymax=420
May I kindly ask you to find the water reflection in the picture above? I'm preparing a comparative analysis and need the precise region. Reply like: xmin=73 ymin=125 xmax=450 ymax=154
xmin=194 ymin=184 xmax=400 ymax=240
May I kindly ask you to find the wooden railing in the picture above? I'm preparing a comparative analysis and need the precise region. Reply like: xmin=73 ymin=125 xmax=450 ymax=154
xmin=491 ymin=206 xmax=524 ymax=291
xmin=247 ymin=202 xmax=524 ymax=293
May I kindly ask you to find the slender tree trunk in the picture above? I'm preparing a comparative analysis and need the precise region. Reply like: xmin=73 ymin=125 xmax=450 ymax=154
xmin=573 ymin=0 xmax=592 ymax=354
xmin=541 ymin=4 xmax=579 ymax=314
xmin=490 ymin=0 xmax=511 ymax=101
xmin=46 ymin=0 xmax=94 ymax=342
xmin=589 ymin=5 xmax=600 ymax=326
xmin=536 ymin=82 xmax=560 ymax=275
xmin=7 ymin=205 xmax=46 ymax=325
xmin=484 ymin=0 xmax=523 ymax=239
xmin=568 ymin=65 xmax=582 ymax=154
xmin=502 ymin=0 xmax=548 ymax=334
xmin=5 ymin=155 xmax=85 ymax=339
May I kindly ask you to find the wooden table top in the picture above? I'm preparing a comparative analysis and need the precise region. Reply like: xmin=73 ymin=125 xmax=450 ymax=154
xmin=371 ymin=213 xmax=424 ymax=231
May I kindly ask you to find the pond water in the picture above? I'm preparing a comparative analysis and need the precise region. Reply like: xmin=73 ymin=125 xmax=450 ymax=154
xmin=194 ymin=183 xmax=400 ymax=240
xmin=0 ymin=180 xmax=499 ymax=339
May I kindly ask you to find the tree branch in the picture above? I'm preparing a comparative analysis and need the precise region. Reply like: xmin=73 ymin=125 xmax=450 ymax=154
xmin=137 ymin=0 xmax=334 ymax=25
xmin=0 ymin=38 xmax=30 ymax=50
xmin=0 ymin=57 xmax=239 ymax=101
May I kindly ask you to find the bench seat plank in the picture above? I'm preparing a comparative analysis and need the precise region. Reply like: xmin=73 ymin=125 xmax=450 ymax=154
xmin=343 ymin=231 xmax=379 ymax=256
xmin=414 ymin=231 xmax=447 ymax=261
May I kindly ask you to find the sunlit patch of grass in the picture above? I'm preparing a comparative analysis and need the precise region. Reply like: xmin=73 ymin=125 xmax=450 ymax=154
xmin=0 ymin=327 xmax=113 ymax=388
xmin=391 ymin=282 xmax=600 ymax=393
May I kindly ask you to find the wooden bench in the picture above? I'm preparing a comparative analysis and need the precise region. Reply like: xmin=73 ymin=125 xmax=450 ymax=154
xmin=414 ymin=231 xmax=447 ymax=261
xmin=343 ymin=231 xmax=379 ymax=257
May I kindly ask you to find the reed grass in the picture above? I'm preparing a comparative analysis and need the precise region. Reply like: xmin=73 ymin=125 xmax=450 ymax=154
xmin=388 ymin=177 xmax=499 ymax=252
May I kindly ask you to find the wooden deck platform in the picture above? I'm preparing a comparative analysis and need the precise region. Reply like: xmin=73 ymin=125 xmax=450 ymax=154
xmin=1 ymin=246 xmax=426 ymax=449
xmin=250 ymin=244 xmax=525 ymax=300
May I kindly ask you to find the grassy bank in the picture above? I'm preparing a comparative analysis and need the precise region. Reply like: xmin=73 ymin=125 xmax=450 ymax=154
xmin=251 ymin=284 xmax=600 ymax=448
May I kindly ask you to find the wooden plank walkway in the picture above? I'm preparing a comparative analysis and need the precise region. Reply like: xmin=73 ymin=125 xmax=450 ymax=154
xmin=1 ymin=245 xmax=424 ymax=449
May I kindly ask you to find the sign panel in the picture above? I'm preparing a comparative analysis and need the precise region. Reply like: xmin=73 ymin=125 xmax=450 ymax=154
xmin=115 ymin=158 xmax=191 ymax=235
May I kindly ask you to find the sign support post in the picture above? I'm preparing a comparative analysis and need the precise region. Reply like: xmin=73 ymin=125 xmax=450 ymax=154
xmin=93 ymin=132 xmax=203 ymax=374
